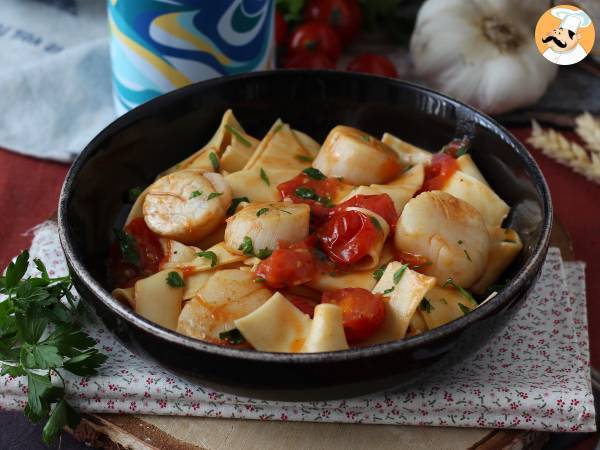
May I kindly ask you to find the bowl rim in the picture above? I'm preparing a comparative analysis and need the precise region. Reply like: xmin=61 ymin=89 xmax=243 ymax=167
xmin=58 ymin=69 xmax=553 ymax=364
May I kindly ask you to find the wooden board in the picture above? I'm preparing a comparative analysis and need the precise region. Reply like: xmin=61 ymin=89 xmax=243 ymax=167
xmin=68 ymin=219 xmax=571 ymax=450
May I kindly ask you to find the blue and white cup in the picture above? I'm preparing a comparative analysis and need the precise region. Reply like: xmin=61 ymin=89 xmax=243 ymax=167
xmin=108 ymin=0 xmax=275 ymax=114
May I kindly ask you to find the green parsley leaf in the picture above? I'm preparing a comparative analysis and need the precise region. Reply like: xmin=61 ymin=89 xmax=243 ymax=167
xmin=207 ymin=192 xmax=223 ymax=200
xmin=227 ymin=196 xmax=250 ymax=215
xmin=382 ymin=287 xmax=395 ymax=295
xmin=128 ymin=186 xmax=144 ymax=202
xmin=412 ymin=261 xmax=432 ymax=270
xmin=238 ymin=236 xmax=254 ymax=256
xmin=113 ymin=229 xmax=139 ymax=266
xmin=370 ymin=216 xmax=382 ymax=231
xmin=22 ymin=344 xmax=63 ymax=370
xmin=403 ymin=164 xmax=414 ymax=173
xmin=42 ymin=399 xmax=80 ymax=444
xmin=295 ymin=154 xmax=313 ymax=163
xmin=443 ymin=278 xmax=477 ymax=305
xmin=5 ymin=250 xmax=29 ymax=289
xmin=219 ymin=328 xmax=246 ymax=345
xmin=302 ymin=167 xmax=327 ymax=180
xmin=373 ymin=264 xmax=387 ymax=281
xmin=393 ymin=264 xmax=409 ymax=284
xmin=62 ymin=349 xmax=108 ymax=377
xmin=256 ymin=248 xmax=272 ymax=259
xmin=196 ymin=251 xmax=217 ymax=268
xmin=256 ymin=207 xmax=269 ymax=217
xmin=166 ymin=271 xmax=185 ymax=288
xmin=295 ymin=186 xmax=318 ymax=200
xmin=189 ymin=190 xmax=202 ymax=199
xmin=419 ymin=298 xmax=433 ymax=313
xmin=260 ymin=167 xmax=270 ymax=186
xmin=254 ymin=277 xmax=266 ymax=283
xmin=464 ymin=249 xmax=472 ymax=261
xmin=458 ymin=303 xmax=471 ymax=315
xmin=361 ymin=134 xmax=370 ymax=142
xmin=224 ymin=124 xmax=252 ymax=148
xmin=209 ymin=152 xmax=220 ymax=171
xmin=273 ymin=123 xmax=284 ymax=133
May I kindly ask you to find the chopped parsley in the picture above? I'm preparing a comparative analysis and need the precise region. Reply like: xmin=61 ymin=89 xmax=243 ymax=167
xmin=196 ymin=251 xmax=217 ymax=268
xmin=128 ymin=186 xmax=144 ymax=202
xmin=224 ymin=124 xmax=251 ymax=148
xmin=209 ymin=152 xmax=220 ymax=171
xmin=361 ymin=134 xmax=370 ymax=142
xmin=503 ymin=239 xmax=516 ymax=243
xmin=443 ymin=278 xmax=477 ymax=305
xmin=458 ymin=303 xmax=471 ymax=315
xmin=256 ymin=207 xmax=269 ymax=217
xmin=254 ymin=277 xmax=266 ymax=283
xmin=189 ymin=190 xmax=202 ymax=199
xmin=303 ymin=167 xmax=327 ymax=180
xmin=440 ymin=298 xmax=448 ymax=305
xmin=463 ymin=249 xmax=472 ymax=262
xmin=419 ymin=298 xmax=433 ymax=313
xmin=412 ymin=261 xmax=432 ymax=270
xmin=273 ymin=123 xmax=284 ymax=133
xmin=382 ymin=287 xmax=395 ymax=295
xmin=393 ymin=264 xmax=409 ymax=284
xmin=260 ymin=167 xmax=270 ymax=186
xmin=294 ymin=187 xmax=333 ymax=207
xmin=207 ymin=192 xmax=223 ymax=200
xmin=370 ymin=216 xmax=382 ymax=231
xmin=276 ymin=208 xmax=292 ymax=214
xmin=457 ymin=240 xmax=463 ymax=245
xmin=238 ymin=236 xmax=254 ymax=256
xmin=113 ymin=229 xmax=139 ymax=266
xmin=227 ymin=196 xmax=249 ymax=215
xmin=373 ymin=264 xmax=387 ymax=281
xmin=296 ymin=154 xmax=313 ymax=162
xmin=256 ymin=248 xmax=272 ymax=259
xmin=403 ymin=164 xmax=414 ymax=173
xmin=218 ymin=328 xmax=246 ymax=345
xmin=166 ymin=271 xmax=185 ymax=288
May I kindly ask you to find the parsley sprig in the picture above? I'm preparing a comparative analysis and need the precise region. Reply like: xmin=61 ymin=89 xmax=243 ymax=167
xmin=0 ymin=251 xmax=107 ymax=444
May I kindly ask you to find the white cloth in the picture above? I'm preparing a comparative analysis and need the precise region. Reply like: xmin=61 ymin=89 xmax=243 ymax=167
xmin=0 ymin=0 xmax=115 ymax=162
xmin=543 ymin=44 xmax=588 ymax=65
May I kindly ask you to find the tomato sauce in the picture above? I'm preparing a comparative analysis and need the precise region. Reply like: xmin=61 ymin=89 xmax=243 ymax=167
xmin=421 ymin=152 xmax=458 ymax=192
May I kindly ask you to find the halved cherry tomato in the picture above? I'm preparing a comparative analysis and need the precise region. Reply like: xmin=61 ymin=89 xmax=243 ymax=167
xmin=317 ymin=210 xmax=379 ymax=265
xmin=421 ymin=152 xmax=458 ymax=192
xmin=441 ymin=136 xmax=470 ymax=158
xmin=109 ymin=217 xmax=164 ymax=288
xmin=347 ymin=53 xmax=398 ymax=78
xmin=322 ymin=288 xmax=385 ymax=342
xmin=396 ymin=251 xmax=430 ymax=272
xmin=278 ymin=173 xmax=340 ymax=225
xmin=285 ymin=293 xmax=318 ymax=318
xmin=332 ymin=194 xmax=398 ymax=228
xmin=305 ymin=0 xmax=362 ymax=44
xmin=284 ymin=51 xmax=335 ymax=69
xmin=255 ymin=241 xmax=318 ymax=289
xmin=275 ymin=9 xmax=288 ymax=47
xmin=288 ymin=21 xmax=342 ymax=62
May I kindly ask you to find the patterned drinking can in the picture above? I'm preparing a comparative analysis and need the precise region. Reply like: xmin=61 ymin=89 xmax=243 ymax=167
xmin=108 ymin=0 xmax=275 ymax=114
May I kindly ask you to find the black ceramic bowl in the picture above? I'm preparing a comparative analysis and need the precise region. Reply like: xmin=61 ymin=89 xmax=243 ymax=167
xmin=58 ymin=70 xmax=552 ymax=401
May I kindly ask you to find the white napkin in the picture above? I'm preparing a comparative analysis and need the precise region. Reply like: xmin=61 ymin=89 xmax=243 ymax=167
xmin=0 ymin=0 xmax=115 ymax=162
xmin=0 ymin=222 xmax=595 ymax=432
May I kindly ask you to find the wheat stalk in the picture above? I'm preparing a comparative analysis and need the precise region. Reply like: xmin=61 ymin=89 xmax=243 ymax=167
xmin=528 ymin=119 xmax=600 ymax=184
xmin=575 ymin=112 xmax=600 ymax=155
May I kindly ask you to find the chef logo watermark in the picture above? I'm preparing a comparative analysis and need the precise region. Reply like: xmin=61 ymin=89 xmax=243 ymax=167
xmin=535 ymin=5 xmax=595 ymax=66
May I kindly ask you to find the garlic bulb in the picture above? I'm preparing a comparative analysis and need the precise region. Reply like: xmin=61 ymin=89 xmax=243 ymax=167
xmin=410 ymin=0 xmax=558 ymax=114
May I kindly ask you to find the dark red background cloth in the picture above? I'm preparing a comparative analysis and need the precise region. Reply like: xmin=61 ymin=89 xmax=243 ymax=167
xmin=0 ymin=129 xmax=597 ymax=448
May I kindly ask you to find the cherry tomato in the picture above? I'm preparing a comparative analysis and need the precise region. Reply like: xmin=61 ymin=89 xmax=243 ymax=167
xmin=317 ymin=210 xmax=380 ymax=265
xmin=322 ymin=288 xmax=385 ymax=342
xmin=110 ymin=217 xmax=164 ymax=288
xmin=285 ymin=293 xmax=318 ymax=318
xmin=255 ymin=241 xmax=318 ymax=289
xmin=442 ymin=136 xmax=471 ymax=158
xmin=347 ymin=53 xmax=398 ymax=77
xmin=421 ymin=152 xmax=458 ymax=192
xmin=284 ymin=51 xmax=335 ymax=69
xmin=332 ymin=194 xmax=398 ymax=228
xmin=396 ymin=251 xmax=430 ymax=271
xmin=278 ymin=173 xmax=341 ymax=225
xmin=275 ymin=9 xmax=288 ymax=46
xmin=288 ymin=21 xmax=342 ymax=62
xmin=305 ymin=0 xmax=362 ymax=44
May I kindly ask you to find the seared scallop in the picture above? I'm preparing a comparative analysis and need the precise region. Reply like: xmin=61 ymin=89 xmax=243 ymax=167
xmin=143 ymin=170 xmax=231 ymax=245
xmin=313 ymin=126 xmax=403 ymax=185
xmin=224 ymin=202 xmax=310 ymax=255
xmin=394 ymin=191 xmax=490 ymax=288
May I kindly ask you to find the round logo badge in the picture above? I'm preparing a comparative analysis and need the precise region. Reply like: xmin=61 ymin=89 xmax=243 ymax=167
xmin=535 ymin=4 xmax=595 ymax=65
